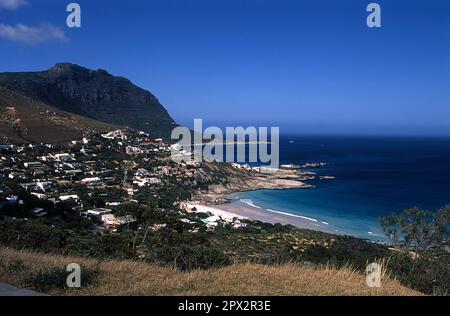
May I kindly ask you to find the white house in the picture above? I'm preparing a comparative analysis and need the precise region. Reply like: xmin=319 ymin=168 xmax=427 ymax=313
xmin=55 ymin=153 xmax=72 ymax=161
xmin=81 ymin=177 xmax=103 ymax=186
xmin=24 ymin=162 xmax=43 ymax=169
xmin=59 ymin=195 xmax=80 ymax=202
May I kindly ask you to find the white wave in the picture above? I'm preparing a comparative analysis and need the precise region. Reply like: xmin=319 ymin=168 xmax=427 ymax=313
xmin=240 ymin=199 xmax=262 ymax=209
xmin=320 ymin=221 xmax=329 ymax=225
xmin=266 ymin=209 xmax=318 ymax=222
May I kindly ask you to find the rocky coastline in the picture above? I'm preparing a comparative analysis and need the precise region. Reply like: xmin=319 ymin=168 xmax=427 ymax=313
xmin=191 ymin=164 xmax=325 ymax=205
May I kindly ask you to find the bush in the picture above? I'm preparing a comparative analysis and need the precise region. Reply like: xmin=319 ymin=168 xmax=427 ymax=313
xmin=148 ymin=245 xmax=231 ymax=271
xmin=0 ymin=220 xmax=67 ymax=252
xmin=65 ymin=233 xmax=135 ymax=259
xmin=23 ymin=265 xmax=100 ymax=292
xmin=0 ymin=258 xmax=26 ymax=274
xmin=387 ymin=251 xmax=450 ymax=295
xmin=298 ymin=236 xmax=388 ymax=270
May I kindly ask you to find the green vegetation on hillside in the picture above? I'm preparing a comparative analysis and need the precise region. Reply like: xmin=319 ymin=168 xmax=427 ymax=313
xmin=1 ymin=187 xmax=449 ymax=294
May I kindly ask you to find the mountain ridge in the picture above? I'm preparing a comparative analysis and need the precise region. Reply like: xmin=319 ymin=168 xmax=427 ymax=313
xmin=0 ymin=63 xmax=177 ymax=140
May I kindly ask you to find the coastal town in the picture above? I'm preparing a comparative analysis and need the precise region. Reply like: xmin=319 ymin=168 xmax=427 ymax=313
xmin=5 ymin=128 xmax=446 ymax=297
xmin=1 ymin=0 xmax=449 ymax=298
xmin=0 ymin=129 xmax=327 ymax=233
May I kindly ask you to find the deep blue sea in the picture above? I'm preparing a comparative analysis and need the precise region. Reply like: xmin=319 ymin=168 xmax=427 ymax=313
xmin=229 ymin=135 xmax=450 ymax=241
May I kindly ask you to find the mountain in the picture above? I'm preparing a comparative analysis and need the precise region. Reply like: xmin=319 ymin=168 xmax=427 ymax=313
xmin=0 ymin=87 xmax=114 ymax=144
xmin=0 ymin=63 xmax=177 ymax=140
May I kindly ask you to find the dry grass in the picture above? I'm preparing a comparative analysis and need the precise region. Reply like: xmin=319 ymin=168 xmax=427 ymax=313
xmin=0 ymin=247 xmax=422 ymax=296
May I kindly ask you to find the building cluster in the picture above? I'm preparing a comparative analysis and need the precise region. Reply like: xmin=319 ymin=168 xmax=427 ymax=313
xmin=0 ymin=129 xmax=209 ymax=230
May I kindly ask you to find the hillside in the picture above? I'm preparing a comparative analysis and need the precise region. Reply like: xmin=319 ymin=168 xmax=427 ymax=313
xmin=0 ymin=63 xmax=177 ymax=139
xmin=0 ymin=247 xmax=421 ymax=296
xmin=0 ymin=87 xmax=114 ymax=144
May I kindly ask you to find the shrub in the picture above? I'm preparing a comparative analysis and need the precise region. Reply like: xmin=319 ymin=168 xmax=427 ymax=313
xmin=0 ymin=258 xmax=26 ymax=274
xmin=387 ymin=251 xmax=450 ymax=295
xmin=148 ymin=245 xmax=231 ymax=271
xmin=299 ymin=236 xmax=388 ymax=269
xmin=65 ymin=233 xmax=135 ymax=259
xmin=23 ymin=265 xmax=100 ymax=292
xmin=0 ymin=220 xmax=67 ymax=251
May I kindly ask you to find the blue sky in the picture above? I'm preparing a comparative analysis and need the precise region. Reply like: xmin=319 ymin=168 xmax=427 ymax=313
xmin=1 ymin=0 xmax=450 ymax=135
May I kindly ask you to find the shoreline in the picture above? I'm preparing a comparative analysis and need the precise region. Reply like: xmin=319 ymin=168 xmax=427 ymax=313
xmin=216 ymin=199 xmax=330 ymax=232
xmin=188 ymin=164 xmax=386 ymax=242
xmin=192 ymin=165 xmax=316 ymax=205
xmin=187 ymin=196 xmax=386 ymax=242
xmin=188 ymin=165 xmax=333 ymax=233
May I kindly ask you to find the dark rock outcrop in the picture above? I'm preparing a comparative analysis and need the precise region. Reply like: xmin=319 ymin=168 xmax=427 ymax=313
xmin=0 ymin=63 xmax=177 ymax=139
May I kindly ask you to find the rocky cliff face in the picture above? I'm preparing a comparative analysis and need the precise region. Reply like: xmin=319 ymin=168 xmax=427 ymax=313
xmin=0 ymin=63 xmax=177 ymax=139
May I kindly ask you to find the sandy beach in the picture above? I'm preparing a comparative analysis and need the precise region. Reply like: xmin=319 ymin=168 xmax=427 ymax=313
xmin=186 ymin=164 xmax=334 ymax=232
xmin=221 ymin=200 xmax=330 ymax=231
xmin=190 ymin=199 xmax=330 ymax=232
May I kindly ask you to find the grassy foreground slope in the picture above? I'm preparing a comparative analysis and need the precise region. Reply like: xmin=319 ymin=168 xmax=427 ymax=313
xmin=0 ymin=247 xmax=421 ymax=296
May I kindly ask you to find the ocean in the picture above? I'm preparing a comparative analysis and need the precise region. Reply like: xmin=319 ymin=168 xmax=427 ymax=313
xmin=228 ymin=135 xmax=450 ymax=241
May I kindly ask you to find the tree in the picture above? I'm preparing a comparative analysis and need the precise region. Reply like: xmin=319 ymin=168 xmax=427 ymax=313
xmin=379 ymin=214 xmax=402 ymax=247
xmin=115 ymin=202 xmax=168 ymax=249
xmin=135 ymin=187 xmax=158 ymax=208
xmin=380 ymin=206 xmax=450 ymax=254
